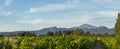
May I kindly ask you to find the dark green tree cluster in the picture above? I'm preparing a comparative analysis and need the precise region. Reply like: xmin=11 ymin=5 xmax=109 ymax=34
xmin=46 ymin=28 xmax=112 ymax=36
xmin=18 ymin=31 xmax=35 ymax=36
xmin=71 ymin=29 xmax=85 ymax=36
xmin=62 ymin=30 xmax=72 ymax=35
xmin=115 ymin=13 xmax=120 ymax=36
xmin=55 ymin=31 xmax=62 ymax=36
xmin=47 ymin=31 xmax=54 ymax=36
xmin=46 ymin=29 xmax=88 ymax=36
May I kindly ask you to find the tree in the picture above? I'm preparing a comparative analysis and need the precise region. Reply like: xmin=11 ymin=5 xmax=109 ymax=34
xmin=72 ymin=29 xmax=85 ymax=36
xmin=9 ymin=32 xmax=15 ymax=36
xmin=104 ymin=33 xmax=109 ymax=36
xmin=0 ymin=42 xmax=3 ymax=49
xmin=18 ymin=32 xmax=35 ymax=36
xmin=0 ymin=35 xmax=3 ymax=37
xmin=115 ymin=12 xmax=120 ymax=36
xmin=62 ymin=30 xmax=67 ymax=35
xmin=86 ymin=31 xmax=91 ymax=36
xmin=62 ymin=30 xmax=70 ymax=35
xmin=47 ymin=31 xmax=54 ymax=36
xmin=25 ymin=32 xmax=35 ymax=36
xmin=95 ymin=33 xmax=102 ymax=37
xmin=55 ymin=31 xmax=62 ymax=36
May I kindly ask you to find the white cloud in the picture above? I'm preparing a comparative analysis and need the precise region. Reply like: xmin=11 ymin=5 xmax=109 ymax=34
xmin=27 ymin=0 xmax=79 ymax=13
xmin=0 ymin=0 xmax=13 ymax=16
xmin=92 ymin=0 xmax=120 ymax=10
xmin=89 ymin=17 xmax=116 ymax=28
xmin=17 ymin=15 xmax=116 ymax=28
xmin=92 ymin=0 xmax=115 ymax=3
xmin=0 ymin=0 xmax=13 ymax=17
xmin=17 ymin=19 xmax=44 ymax=24
xmin=96 ymin=11 xmax=118 ymax=17
xmin=4 ymin=0 xmax=13 ymax=6
xmin=0 ymin=11 xmax=12 ymax=16
xmin=17 ymin=16 xmax=93 ymax=25
xmin=26 ymin=0 xmax=120 ymax=13
xmin=27 ymin=4 xmax=75 ymax=13
xmin=0 ymin=25 xmax=36 ymax=32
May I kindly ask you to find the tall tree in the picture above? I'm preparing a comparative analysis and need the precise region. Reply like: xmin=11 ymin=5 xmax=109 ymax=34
xmin=72 ymin=29 xmax=85 ymax=36
xmin=55 ymin=31 xmax=62 ymax=36
xmin=18 ymin=32 xmax=35 ymax=36
xmin=47 ymin=31 xmax=54 ymax=36
xmin=86 ymin=31 xmax=91 ymax=36
xmin=115 ymin=13 xmax=120 ymax=36
xmin=62 ymin=30 xmax=69 ymax=35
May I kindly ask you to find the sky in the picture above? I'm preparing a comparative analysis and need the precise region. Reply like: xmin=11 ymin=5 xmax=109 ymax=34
xmin=0 ymin=0 xmax=119 ymax=32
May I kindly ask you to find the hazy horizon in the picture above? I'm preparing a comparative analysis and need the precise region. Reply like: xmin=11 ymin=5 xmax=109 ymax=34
xmin=0 ymin=0 xmax=119 ymax=32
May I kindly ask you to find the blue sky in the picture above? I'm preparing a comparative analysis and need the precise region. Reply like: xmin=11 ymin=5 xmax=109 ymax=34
xmin=0 ymin=0 xmax=119 ymax=32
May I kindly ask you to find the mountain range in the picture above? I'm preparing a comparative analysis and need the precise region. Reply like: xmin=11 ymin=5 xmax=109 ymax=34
xmin=0 ymin=24 xmax=114 ymax=35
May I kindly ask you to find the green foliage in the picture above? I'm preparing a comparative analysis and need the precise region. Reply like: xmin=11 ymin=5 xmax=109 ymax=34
xmin=77 ymin=37 xmax=95 ymax=49
xmin=115 ymin=13 xmax=120 ymax=36
xmin=99 ymin=36 xmax=120 ymax=49
xmin=0 ymin=36 xmax=119 ymax=49
xmin=115 ymin=36 xmax=120 ymax=49
xmin=0 ymin=36 xmax=95 ymax=49
xmin=101 ymin=37 xmax=116 ymax=49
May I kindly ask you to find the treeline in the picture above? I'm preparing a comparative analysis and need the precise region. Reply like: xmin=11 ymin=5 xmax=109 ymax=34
xmin=46 ymin=29 xmax=114 ymax=37
xmin=0 ymin=29 xmax=114 ymax=37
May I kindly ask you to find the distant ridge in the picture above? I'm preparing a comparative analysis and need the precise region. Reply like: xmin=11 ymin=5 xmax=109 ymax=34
xmin=0 ymin=24 xmax=114 ymax=35
xmin=71 ymin=24 xmax=97 ymax=29
xmin=80 ymin=24 xmax=97 ymax=29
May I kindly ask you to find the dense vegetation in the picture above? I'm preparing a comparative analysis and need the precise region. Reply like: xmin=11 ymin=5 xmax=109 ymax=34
xmin=0 ymin=36 xmax=120 ymax=49
xmin=0 ymin=36 xmax=95 ymax=49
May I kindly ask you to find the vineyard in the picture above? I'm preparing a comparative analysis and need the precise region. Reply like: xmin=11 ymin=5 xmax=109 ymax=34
xmin=0 ymin=35 xmax=119 ymax=49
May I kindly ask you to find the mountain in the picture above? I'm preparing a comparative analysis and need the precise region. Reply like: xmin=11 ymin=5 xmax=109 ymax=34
xmin=83 ymin=26 xmax=114 ymax=34
xmin=71 ymin=24 xmax=114 ymax=34
xmin=80 ymin=24 xmax=97 ymax=29
xmin=70 ymin=24 xmax=97 ymax=29
xmin=30 ymin=27 xmax=68 ymax=34
xmin=0 ymin=24 xmax=114 ymax=35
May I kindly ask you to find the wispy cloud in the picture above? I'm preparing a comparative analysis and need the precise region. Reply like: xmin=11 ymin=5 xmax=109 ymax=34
xmin=0 ymin=0 xmax=13 ymax=16
xmin=0 ymin=11 xmax=12 ymax=16
xmin=4 ymin=0 xmax=13 ymax=6
xmin=17 ymin=17 xmax=93 ymax=25
xmin=89 ymin=17 xmax=116 ymax=28
xmin=96 ymin=10 xmax=118 ymax=17
xmin=17 ymin=10 xmax=117 ymax=28
xmin=92 ymin=0 xmax=115 ymax=3
xmin=27 ymin=0 xmax=79 ymax=13
xmin=26 ymin=0 xmax=120 ymax=13
xmin=0 ymin=25 xmax=35 ymax=32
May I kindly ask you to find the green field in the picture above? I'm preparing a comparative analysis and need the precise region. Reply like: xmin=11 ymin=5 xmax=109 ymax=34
xmin=0 ymin=35 xmax=119 ymax=49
